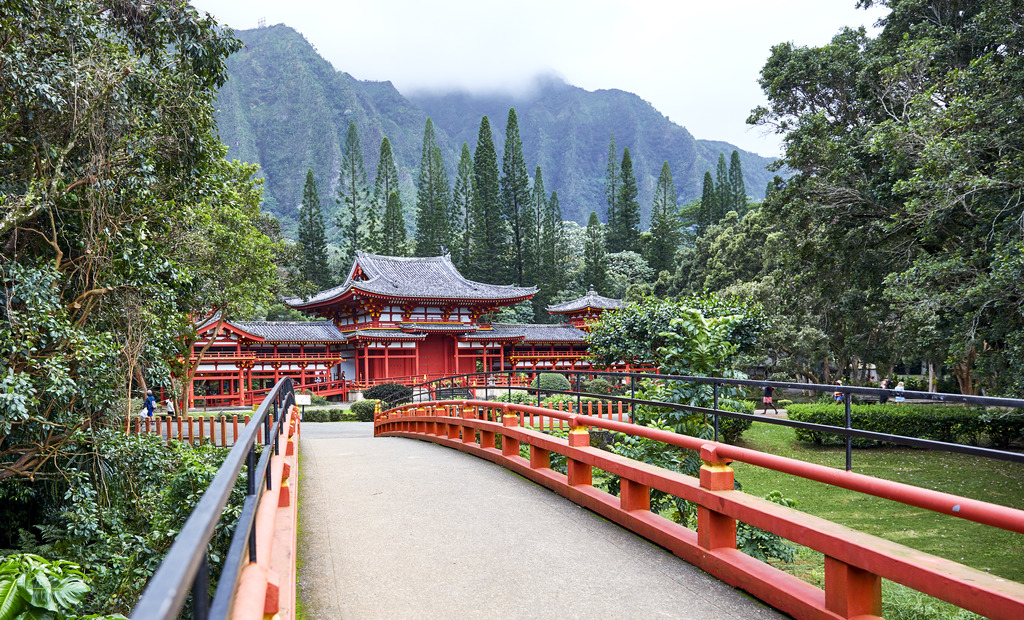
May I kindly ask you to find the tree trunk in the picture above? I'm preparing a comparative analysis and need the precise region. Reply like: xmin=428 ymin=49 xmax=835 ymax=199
xmin=928 ymin=361 xmax=935 ymax=393
xmin=952 ymin=346 xmax=977 ymax=395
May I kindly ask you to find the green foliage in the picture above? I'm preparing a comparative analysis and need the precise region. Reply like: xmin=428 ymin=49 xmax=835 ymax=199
xmin=609 ymin=147 xmax=641 ymax=253
xmin=736 ymin=491 xmax=796 ymax=563
xmin=0 ymin=554 xmax=105 ymax=620
xmin=646 ymin=161 xmax=681 ymax=275
xmin=451 ymin=143 xmax=474 ymax=272
xmin=335 ymin=119 xmax=370 ymax=261
xmin=501 ymin=109 xmax=534 ymax=286
xmin=363 ymin=383 xmax=413 ymax=406
xmin=785 ymin=404 xmax=1022 ymax=448
xmin=372 ymin=137 xmax=405 ymax=255
xmin=350 ymin=400 xmax=378 ymax=422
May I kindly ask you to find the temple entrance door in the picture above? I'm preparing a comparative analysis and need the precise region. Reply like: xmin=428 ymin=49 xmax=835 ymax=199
xmin=418 ymin=336 xmax=451 ymax=378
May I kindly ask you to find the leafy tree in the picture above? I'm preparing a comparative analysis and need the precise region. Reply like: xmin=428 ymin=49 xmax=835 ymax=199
xmin=297 ymin=169 xmax=331 ymax=288
xmin=451 ymin=143 xmax=474 ymax=270
xmin=749 ymin=1 xmax=1024 ymax=393
xmin=0 ymin=0 xmax=277 ymax=477
xmin=612 ymin=147 xmax=642 ymax=253
xmin=335 ymin=119 xmax=369 ymax=261
xmin=469 ymin=116 xmax=509 ymax=282
xmin=372 ymin=136 xmax=405 ymax=254
xmin=605 ymin=251 xmax=655 ymax=300
xmin=603 ymin=134 xmax=620 ymax=250
xmin=728 ymin=150 xmax=747 ymax=214
xmin=413 ymin=118 xmax=452 ymax=256
xmin=501 ymin=108 xmax=534 ymax=285
xmin=647 ymin=161 xmax=681 ymax=274
xmin=582 ymin=212 xmax=608 ymax=294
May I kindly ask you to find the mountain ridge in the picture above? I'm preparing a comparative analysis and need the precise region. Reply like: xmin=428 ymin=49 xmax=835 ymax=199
xmin=214 ymin=24 xmax=775 ymax=238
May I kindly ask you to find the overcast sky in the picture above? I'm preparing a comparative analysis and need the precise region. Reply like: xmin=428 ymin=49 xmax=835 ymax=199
xmin=192 ymin=0 xmax=888 ymax=157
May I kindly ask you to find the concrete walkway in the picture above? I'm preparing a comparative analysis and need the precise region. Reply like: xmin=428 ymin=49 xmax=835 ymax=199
xmin=297 ymin=423 xmax=785 ymax=619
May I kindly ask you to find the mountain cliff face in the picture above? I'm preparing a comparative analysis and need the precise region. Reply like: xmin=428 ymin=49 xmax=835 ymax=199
xmin=214 ymin=24 xmax=775 ymax=237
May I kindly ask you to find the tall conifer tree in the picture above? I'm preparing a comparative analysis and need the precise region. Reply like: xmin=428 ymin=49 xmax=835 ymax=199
xmin=335 ymin=119 xmax=369 ymax=261
xmin=603 ymin=134 xmax=620 ymax=250
xmin=469 ymin=116 xmax=507 ymax=283
xmin=501 ymin=108 xmax=533 ymax=285
xmin=613 ymin=147 xmax=641 ymax=253
xmin=700 ymin=171 xmax=716 ymax=231
xmin=452 ymin=143 xmax=474 ymax=271
xmin=372 ymin=136 xmax=402 ymax=253
xmin=728 ymin=150 xmax=747 ymax=213
xmin=647 ymin=161 xmax=681 ymax=275
xmin=582 ymin=211 xmax=608 ymax=294
xmin=714 ymin=152 xmax=730 ymax=222
xmin=414 ymin=118 xmax=452 ymax=256
xmin=298 ymin=168 xmax=330 ymax=287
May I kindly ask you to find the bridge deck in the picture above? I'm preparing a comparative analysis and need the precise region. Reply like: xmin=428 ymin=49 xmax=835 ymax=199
xmin=297 ymin=423 xmax=783 ymax=619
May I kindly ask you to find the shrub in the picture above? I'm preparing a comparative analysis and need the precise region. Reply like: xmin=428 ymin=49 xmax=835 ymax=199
xmin=581 ymin=378 xmax=614 ymax=395
xmin=718 ymin=400 xmax=755 ymax=444
xmin=777 ymin=399 xmax=794 ymax=408
xmin=311 ymin=394 xmax=329 ymax=406
xmin=301 ymin=408 xmax=329 ymax=422
xmin=329 ymin=409 xmax=347 ymax=422
xmin=351 ymin=399 xmax=378 ymax=422
xmin=364 ymin=383 xmax=413 ymax=407
xmin=785 ymin=403 xmax=1022 ymax=447
xmin=531 ymin=373 xmax=571 ymax=393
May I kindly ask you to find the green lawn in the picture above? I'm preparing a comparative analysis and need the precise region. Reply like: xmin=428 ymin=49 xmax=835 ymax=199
xmin=731 ymin=421 xmax=1024 ymax=585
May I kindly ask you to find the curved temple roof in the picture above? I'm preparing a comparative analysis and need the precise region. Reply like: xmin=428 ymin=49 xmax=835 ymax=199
xmin=285 ymin=251 xmax=537 ymax=308
xmin=546 ymin=286 xmax=625 ymax=314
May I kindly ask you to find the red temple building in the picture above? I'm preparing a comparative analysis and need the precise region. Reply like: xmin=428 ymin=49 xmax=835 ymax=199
xmin=188 ymin=252 xmax=624 ymax=408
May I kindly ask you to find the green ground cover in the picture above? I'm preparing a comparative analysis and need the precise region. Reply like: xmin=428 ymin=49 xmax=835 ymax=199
xmin=732 ymin=422 xmax=1024 ymax=588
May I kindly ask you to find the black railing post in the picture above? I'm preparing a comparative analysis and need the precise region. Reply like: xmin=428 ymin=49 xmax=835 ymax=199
xmin=845 ymin=392 xmax=853 ymax=471
xmin=247 ymin=444 xmax=257 ymax=563
xmin=508 ymin=370 xmax=512 ymax=402
xmin=192 ymin=555 xmax=210 ymax=620
xmin=713 ymin=382 xmax=720 ymax=442
xmin=576 ymin=372 xmax=582 ymax=413
xmin=630 ymin=375 xmax=636 ymax=423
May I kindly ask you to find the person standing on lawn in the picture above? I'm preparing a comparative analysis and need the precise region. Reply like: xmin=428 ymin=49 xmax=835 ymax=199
xmin=762 ymin=385 xmax=779 ymax=415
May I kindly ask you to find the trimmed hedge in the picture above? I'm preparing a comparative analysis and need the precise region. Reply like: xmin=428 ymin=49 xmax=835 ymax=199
xmin=364 ymin=382 xmax=413 ymax=406
xmin=300 ymin=408 xmax=357 ymax=422
xmin=351 ymin=399 xmax=378 ymax=422
xmin=786 ymin=403 xmax=1024 ymax=447
xmin=531 ymin=373 xmax=571 ymax=392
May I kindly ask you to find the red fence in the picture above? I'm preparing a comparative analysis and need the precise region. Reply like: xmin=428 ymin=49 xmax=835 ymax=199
xmin=375 ymin=399 xmax=1024 ymax=620
xmin=129 ymin=414 xmax=261 ymax=447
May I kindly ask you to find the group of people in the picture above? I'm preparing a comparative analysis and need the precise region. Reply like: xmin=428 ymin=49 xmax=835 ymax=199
xmin=142 ymin=390 xmax=175 ymax=417
xmin=759 ymin=377 xmax=908 ymax=415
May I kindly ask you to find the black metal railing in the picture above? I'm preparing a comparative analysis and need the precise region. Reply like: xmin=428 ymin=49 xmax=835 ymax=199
xmin=385 ymin=370 xmax=1024 ymax=470
xmin=131 ymin=377 xmax=296 ymax=620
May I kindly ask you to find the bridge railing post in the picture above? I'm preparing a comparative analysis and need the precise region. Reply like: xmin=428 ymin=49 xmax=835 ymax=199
xmin=697 ymin=445 xmax=736 ymax=551
xmin=501 ymin=408 xmax=519 ymax=458
xmin=567 ymin=423 xmax=591 ymax=486
xmin=824 ymin=556 xmax=882 ymax=618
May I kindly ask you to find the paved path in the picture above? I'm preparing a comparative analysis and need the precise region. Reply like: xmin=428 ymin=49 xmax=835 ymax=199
xmin=297 ymin=423 xmax=784 ymax=619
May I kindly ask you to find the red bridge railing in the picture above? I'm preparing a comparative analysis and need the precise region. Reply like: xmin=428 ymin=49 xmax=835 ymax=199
xmin=375 ymin=399 xmax=1024 ymax=620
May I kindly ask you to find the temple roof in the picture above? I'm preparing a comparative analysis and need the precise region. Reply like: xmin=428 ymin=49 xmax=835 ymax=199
xmin=492 ymin=323 xmax=588 ymax=343
xmin=285 ymin=252 xmax=537 ymax=308
xmin=546 ymin=287 xmax=625 ymax=314
xmin=232 ymin=321 xmax=347 ymax=343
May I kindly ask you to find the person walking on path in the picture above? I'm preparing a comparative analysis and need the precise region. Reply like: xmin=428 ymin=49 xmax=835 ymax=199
xmin=144 ymin=390 xmax=156 ymax=417
xmin=894 ymin=381 xmax=906 ymax=404
xmin=879 ymin=378 xmax=890 ymax=404
xmin=166 ymin=397 xmax=175 ymax=417
xmin=762 ymin=385 xmax=779 ymax=415
xmin=833 ymin=380 xmax=844 ymax=404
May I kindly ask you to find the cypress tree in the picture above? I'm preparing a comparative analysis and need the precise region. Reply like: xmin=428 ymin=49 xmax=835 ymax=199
xmin=714 ymin=152 xmax=730 ymax=222
xmin=582 ymin=211 xmax=608 ymax=294
xmin=469 ymin=116 xmax=507 ymax=283
xmin=647 ymin=161 xmax=681 ymax=275
xmin=700 ymin=170 xmax=716 ymax=232
xmin=501 ymin=108 xmax=533 ymax=285
xmin=614 ymin=147 xmax=641 ymax=253
xmin=452 ymin=143 xmax=474 ymax=271
xmin=728 ymin=150 xmax=747 ymax=213
xmin=298 ymin=168 xmax=330 ymax=287
xmin=335 ymin=119 xmax=369 ymax=261
xmin=372 ymin=136 xmax=402 ymax=253
xmin=414 ymin=118 xmax=451 ymax=256
xmin=528 ymin=165 xmax=548 ymax=319
xmin=603 ymin=134 xmax=620 ymax=250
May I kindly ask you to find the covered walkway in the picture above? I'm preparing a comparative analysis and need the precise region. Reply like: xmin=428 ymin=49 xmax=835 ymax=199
xmin=297 ymin=423 xmax=782 ymax=619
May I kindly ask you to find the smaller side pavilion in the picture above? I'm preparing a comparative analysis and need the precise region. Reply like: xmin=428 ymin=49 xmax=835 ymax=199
xmin=546 ymin=286 xmax=625 ymax=331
